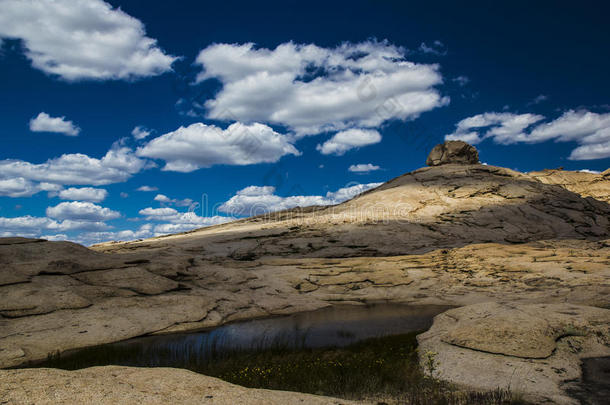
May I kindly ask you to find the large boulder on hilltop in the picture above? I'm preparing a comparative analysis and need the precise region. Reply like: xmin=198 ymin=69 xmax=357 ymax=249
xmin=426 ymin=140 xmax=479 ymax=166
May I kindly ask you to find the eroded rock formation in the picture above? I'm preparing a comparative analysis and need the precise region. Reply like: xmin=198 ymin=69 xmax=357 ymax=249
xmin=425 ymin=140 xmax=479 ymax=166
xmin=1 ymin=148 xmax=609 ymax=404
xmin=418 ymin=303 xmax=610 ymax=405
xmin=0 ymin=366 xmax=357 ymax=405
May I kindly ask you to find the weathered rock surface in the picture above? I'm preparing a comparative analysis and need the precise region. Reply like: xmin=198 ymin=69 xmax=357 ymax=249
xmin=1 ymin=159 xmax=609 ymax=403
xmin=417 ymin=302 xmax=610 ymax=404
xmin=529 ymin=168 xmax=610 ymax=203
xmin=0 ymin=366 xmax=359 ymax=405
xmin=426 ymin=140 xmax=479 ymax=166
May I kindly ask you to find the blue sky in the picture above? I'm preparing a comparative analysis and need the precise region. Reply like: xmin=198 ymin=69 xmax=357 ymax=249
xmin=1 ymin=0 xmax=609 ymax=244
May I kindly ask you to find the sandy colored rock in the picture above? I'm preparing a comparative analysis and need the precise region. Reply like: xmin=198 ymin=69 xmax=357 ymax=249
xmin=426 ymin=140 xmax=479 ymax=166
xmin=418 ymin=302 xmax=610 ymax=404
xmin=0 ymin=159 xmax=608 ymax=403
xmin=72 ymin=267 xmax=179 ymax=295
xmin=0 ymin=366 xmax=359 ymax=405
xmin=529 ymin=168 xmax=610 ymax=203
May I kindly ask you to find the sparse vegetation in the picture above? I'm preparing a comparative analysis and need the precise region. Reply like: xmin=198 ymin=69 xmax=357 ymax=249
xmin=37 ymin=332 xmax=526 ymax=405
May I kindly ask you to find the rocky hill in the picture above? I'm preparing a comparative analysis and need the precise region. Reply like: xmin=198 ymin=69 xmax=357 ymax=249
xmin=529 ymin=167 xmax=610 ymax=203
xmin=1 ymin=141 xmax=609 ymax=404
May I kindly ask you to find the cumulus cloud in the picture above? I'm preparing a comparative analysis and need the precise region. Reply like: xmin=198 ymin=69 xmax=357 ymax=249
xmin=194 ymin=41 xmax=448 ymax=137
xmin=154 ymin=194 xmax=195 ymax=207
xmin=0 ymin=144 xmax=147 ymax=196
xmin=136 ymin=185 xmax=158 ymax=192
xmin=58 ymin=187 xmax=108 ymax=202
xmin=316 ymin=129 xmax=381 ymax=155
xmin=445 ymin=109 xmax=610 ymax=160
xmin=445 ymin=112 xmax=545 ymax=145
xmin=0 ymin=215 xmax=110 ymax=238
xmin=76 ymin=224 xmax=154 ymax=245
xmin=152 ymin=213 xmax=232 ymax=235
xmin=132 ymin=126 xmax=152 ymax=140
xmin=0 ymin=0 xmax=176 ymax=80
xmin=219 ymin=182 xmax=382 ymax=216
xmin=46 ymin=201 xmax=120 ymax=222
xmin=569 ymin=142 xmax=610 ymax=160
xmin=40 ymin=234 xmax=69 ymax=241
xmin=0 ymin=177 xmax=39 ymax=197
xmin=137 ymin=122 xmax=300 ymax=172
xmin=137 ymin=207 xmax=232 ymax=235
xmin=153 ymin=194 xmax=171 ymax=203
xmin=325 ymin=183 xmax=383 ymax=202
xmin=29 ymin=112 xmax=80 ymax=136
xmin=139 ymin=207 xmax=179 ymax=220
xmin=348 ymin=163 xmax=381 ymax=173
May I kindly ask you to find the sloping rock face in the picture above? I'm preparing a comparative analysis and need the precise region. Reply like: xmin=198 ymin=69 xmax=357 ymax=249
xmin=97 ymin=164 xmax=610 ymax=260
xmin=529 ymin=168 xmax=610 ymax=203
xmin=426 ymin=140 xmax=479 ymax=166
xmin=1 ymin=160 xmax=609 ymax=403
xmin=0 ymin=366 xmax=357 ymax=405
xmin=417 ymin=303 xmax=610 ymax=404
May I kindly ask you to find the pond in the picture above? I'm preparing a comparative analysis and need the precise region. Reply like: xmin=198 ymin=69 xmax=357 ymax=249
xmin=38 ymin=303 xmax=453 ymax=370
xmin=33 ymin=303 xmax=524 ymax=404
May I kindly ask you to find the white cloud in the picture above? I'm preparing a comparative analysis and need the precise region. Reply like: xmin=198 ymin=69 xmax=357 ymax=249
xmin=76 ymin=224 xmax=154 ymax=245
xmin=445 ymin=131 xmax=483 ymax=145
xmin=57 ymin=220 xmax=110 ymax=232
xmin=0 ymin=215 xmax=110 ymax=238
xmin=528 ymin=110 xmax=610 ymax=144
xmin=194 ymin=41 xmax=448 ymax=137
xmin=40 ymin=234 xmax=69 ymax=241
xmin=527 ymin=94 xmax=548 ymax=106
xmin=137 ymin=207 xmax=232 ymax=236
xmin=152 ymin=213 xmax=231 ymax=235
xmin=139 ymin=207 xmax=179 ymax=220
xmin=445 ymin=109 xmax=610 ymax=160
xmin=154 ymin=194 xmax=195 ymax=207
xmin=569 ymin=141 xmax=610 ymax=160
xmin=316 ymin=129 xmax=381 ymax=155
xmin=29 ymin=112 xmax=80 ymax=136
xmin=0 ymin=177 xmax=39 ymax=197
xmin=0 ymin=216 xmax=58 ymax=237
xmin=348 ymin=163 xmax=381 ymax=173
xmin=219 ymin=186 xmax=327 ymax=216
xmin=0 ymin=0 xmax=176 ymax=81
xmin=453 ymin=76 xmax=470 ymax=86
xmin=154 ymin=194 xmax=171 ymax=203
xmin=325 ymin=183 xmax=382 ymax=202
xmin=445 ymin=112 xmax=545 ymax=145
xmin=419 ymin=40 xmax=447 ymax=56
xmin=0 ymin=145 xmax=148 ymax=194
xmin=219 ymin=182 xmax=382 ymax=216
xmin=132 ymin=125 xmax=152 ymax=140
xmin=137 ymin=185 xmax=158 ymax=192
xmin=58 ymin=187 xmax=108 ymax=202
xmin=137 ymin=122 xmax=300 ymax=172
xmin=46 ymin=201 xmax=120 ymax=222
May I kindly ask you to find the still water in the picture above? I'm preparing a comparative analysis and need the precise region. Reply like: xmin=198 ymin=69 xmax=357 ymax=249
xmin=37 ymin=303 xmax=453 ymax=370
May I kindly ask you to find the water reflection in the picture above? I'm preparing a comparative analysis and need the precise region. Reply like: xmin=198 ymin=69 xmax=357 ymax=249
xmin=39 ymin=304 xmax=453 ymax=370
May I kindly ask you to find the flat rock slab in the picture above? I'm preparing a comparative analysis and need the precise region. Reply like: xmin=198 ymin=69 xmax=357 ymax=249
xmin=418 ymin=302 xmax=610 ymax=404
xmin=73 ymin=267 xmax=179 ymax=295
xmin=0 ymin=366 xmax=360 ymax=405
